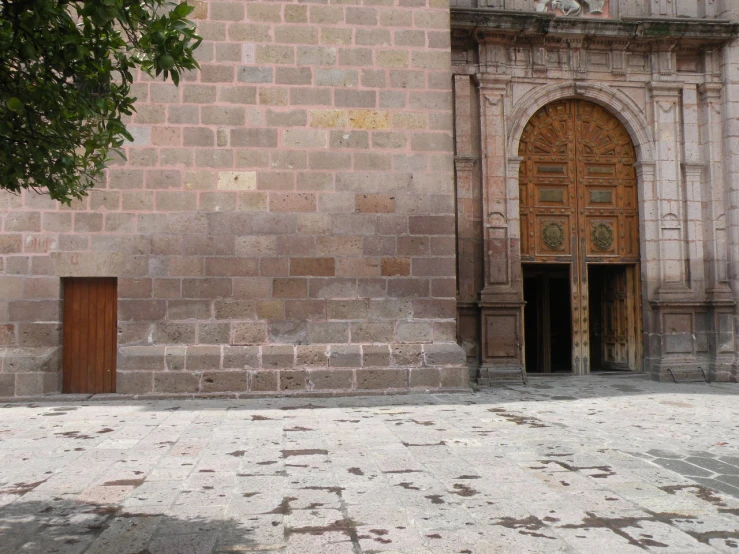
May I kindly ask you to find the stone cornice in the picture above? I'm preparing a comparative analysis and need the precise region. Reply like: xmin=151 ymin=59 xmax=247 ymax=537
xmin=450 ymin=9 xmax=739 ymax=47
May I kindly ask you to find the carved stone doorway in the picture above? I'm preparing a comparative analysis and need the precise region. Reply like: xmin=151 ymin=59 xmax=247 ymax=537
xmin=518 ymin=99 xmax=642 ymax=374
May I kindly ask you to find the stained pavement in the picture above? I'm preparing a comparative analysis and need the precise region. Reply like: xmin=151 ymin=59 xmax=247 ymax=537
xmin=1 ymin=375 xmax=739 ymax=553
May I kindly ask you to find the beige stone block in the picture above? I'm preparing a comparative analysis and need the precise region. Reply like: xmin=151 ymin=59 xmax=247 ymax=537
xmin=356 ymin=28 xmax=391 ymax=46
xmin=441 ymin=367 xmax=470 ymax=389
xmin=423 ymin=343 xmax=466 ymax=366
xmin=285 ymin=5 xmax=307 ymax=23
xmin=249 ymin=369 xmax=278 ymax=392
xmin=356 ymin=368 xmax=407 ymax=390
xmin=376 ymin=50 xmax=409 ymax=68
xmin=315 ymin=69 xmax=358 ymax=87
xmin=329 ymin=344 xmax=361 ymax=367
xmin=309 ymin=109 xmax=348 ymax=129
xmin=279 ymin=369 xmax=306 ymax=391
xmin=296 ymin=345 xmax=329 ymax=368
xmin=0 ymin=190 xmax=23 ymax=209
xmin=236 ymin=236 xmax=277 ymax=256
xmin=0 ymin=235 xmax=22 ymax=254
xmin=154 ymin=372 xmax=199 ymax=394
xmin=229 ymin=23 xmax=271 ymax=42
xmin=256 ymin=299 xmax=285 ymax=320
xmin=393 ymin=112 xmax=427 ymax=130
xmin=256 ymin=45 xmax=295 ymax=65
xmin=217 ymin=171 xmax=257 ymax=191
xmin=246 ymin=2 xmax=281 ymax=21
xmin=307 ymin=368 xmax=353 ymax=390
xmin=409 ymin=367 xmax=441 ymax=389
xmin=320 ymin=28 xmax=352 ymax=45
xmin=50 ymin=252 xmax=125 ymax=278
xmin=297 ymin=45 xmax=337 ymax=65
xmin=283 ymin=129 xmax=327 ymax=149
xmin=380 ymin=9 xmax=413 ymax=27
xmin=362 ymin=344 xmax=390 ymax=367
xmin=232 ymin=322 xmax=268 ymax=345
xmin=327 ymin=299 xmax=368 ymax=320
xmin=262 ymin=345 xmax=294 ymax=369
xmin=117 ymin=372 xmax=154 ymax=394
xmin=258 ymin=87 xmax=289 ymax=106
xmin=411 ymin=51 xmax=451 ymax=70
xmin=391 ymin=344 xmax=423 ymax=367
xmin=275 ymin=25 xmax=318 ymax=45
xmin=202 ymin=371 xmax=248 ymax=393
xmin=349 ymin=110 xmax=389 ymax=130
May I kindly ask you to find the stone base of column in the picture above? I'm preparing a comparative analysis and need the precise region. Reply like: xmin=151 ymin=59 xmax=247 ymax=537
xmin=646 ymin=358 xmax=737 ymax=383
xmin=477 ymin=364 xmax=526 ymax=386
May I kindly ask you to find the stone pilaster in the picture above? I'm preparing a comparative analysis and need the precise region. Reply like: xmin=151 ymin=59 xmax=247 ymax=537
xmin=649 ymin=83 xmax=692 ymax=298
xmin=698 ymin=83 xmax=733 ymax=301
xmin=476 ymin=75 xmax=525 ymax=380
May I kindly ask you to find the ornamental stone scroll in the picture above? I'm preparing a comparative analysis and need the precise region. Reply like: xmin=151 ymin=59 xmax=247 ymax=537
xmin=535 ymin=0 xmax=606 ymax=16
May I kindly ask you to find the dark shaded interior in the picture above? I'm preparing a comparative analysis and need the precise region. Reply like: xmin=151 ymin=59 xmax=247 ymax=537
xmin=589 ymin=264 xmax=633 ymax=373
xmin=523 ymin=264 xmax=572 ymax=373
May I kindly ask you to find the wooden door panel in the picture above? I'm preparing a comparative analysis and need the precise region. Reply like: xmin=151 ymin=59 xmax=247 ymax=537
xmin=536 ymin=216 xmax=573 ymax=257
xmin=63 ymin=278 xmax=117 ymax=394
xmin=601 ymin=268 xmax=630 ymax=368
xmin=585 ymin=217 xmax=619 ymax=257
xmin=518 ymin=99 xmax=641 ymax=373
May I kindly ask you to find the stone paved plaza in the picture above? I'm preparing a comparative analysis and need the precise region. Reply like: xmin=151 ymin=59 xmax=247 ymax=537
xmin=1 ymin=375 xmax=739 ymax=553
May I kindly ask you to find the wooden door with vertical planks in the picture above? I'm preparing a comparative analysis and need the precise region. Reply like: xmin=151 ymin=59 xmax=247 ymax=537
xmin=62 ymin=278 xmax=117 ymax=393
xmin=600 ymin=268 xmax=630 ymax=369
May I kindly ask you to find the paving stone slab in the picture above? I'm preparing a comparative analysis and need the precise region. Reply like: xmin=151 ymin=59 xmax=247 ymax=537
xmin=1 ymin=375 xmax=739 ymax=553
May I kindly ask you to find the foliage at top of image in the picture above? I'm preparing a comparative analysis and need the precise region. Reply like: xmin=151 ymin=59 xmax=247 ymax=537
xmin=0 ymin=0 xmax=201 ymax=204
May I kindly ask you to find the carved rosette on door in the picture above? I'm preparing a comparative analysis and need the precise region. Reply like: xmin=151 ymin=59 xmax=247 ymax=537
xmin=518 ymin=100 xmax=641 ymax=374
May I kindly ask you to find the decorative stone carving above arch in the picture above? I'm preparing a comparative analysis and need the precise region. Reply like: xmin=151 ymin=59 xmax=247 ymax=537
xmin=507 ymin=82 xmax=655 ymax=165
xmin=535 ymin=0 xmax=608 ymax=16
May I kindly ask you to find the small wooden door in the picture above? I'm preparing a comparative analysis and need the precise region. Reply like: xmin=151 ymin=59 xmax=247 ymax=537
xmin=601 ymin=268 xmax=629 ymax=369
xmin=62 ymin=278 xmax=117 ymax=393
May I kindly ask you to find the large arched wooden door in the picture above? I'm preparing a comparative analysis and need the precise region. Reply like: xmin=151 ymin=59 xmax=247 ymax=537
xmin=518 ymin=100 xmax=641 ymax=374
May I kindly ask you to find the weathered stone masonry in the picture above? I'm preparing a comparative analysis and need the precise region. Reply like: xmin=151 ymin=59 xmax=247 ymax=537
xmin=0 ymin=0 xmax=468 ymax=397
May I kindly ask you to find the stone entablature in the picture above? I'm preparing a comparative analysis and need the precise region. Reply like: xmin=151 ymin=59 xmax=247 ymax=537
xmin=451 ymin=5 xmax=739 ymax=382
xmin=451 ymin=0 xmax=723 ymax=19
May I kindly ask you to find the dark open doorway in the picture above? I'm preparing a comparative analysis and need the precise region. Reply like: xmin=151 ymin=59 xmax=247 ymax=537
xmin=523 ymin=264 xmax=572 ymax=374
xmin=588 ymin=264 xmax=639 ymax=372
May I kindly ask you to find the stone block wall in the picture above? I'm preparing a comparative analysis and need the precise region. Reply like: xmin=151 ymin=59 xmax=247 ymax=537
xmin=0 ymin=0 xmax=467 ymax=397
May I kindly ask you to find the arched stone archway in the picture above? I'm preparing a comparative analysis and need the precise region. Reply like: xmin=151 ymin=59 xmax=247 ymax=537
xmin=507 ymin=82 xmax=655 ymax=164
xmin=474 ymin=79 xmax=659 ymax=380
xmin=515 ymin=98 xmax=643 ymax=375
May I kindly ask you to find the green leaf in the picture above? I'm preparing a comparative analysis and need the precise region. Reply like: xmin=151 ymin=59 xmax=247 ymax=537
xmin=7 ymin=98 xmax=24 ymax=113
xmin=173 ymin=2 xmax=192 ymax=18
xmin=0 ymin=0 xmax=201 ymax=203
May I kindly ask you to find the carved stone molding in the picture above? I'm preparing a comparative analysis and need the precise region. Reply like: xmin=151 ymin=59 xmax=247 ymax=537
xmin=698 ymin=82 xmax=722 ymax=102
xmin=508 ymin=82 xmax=656 ymax=165
xmin=681 ymin=163 xmax=706 ymax=180
xmin=454 ymin=156 xmax=478 ymax=172
xmin=451 ymin=9 xmax=739 ymax=48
